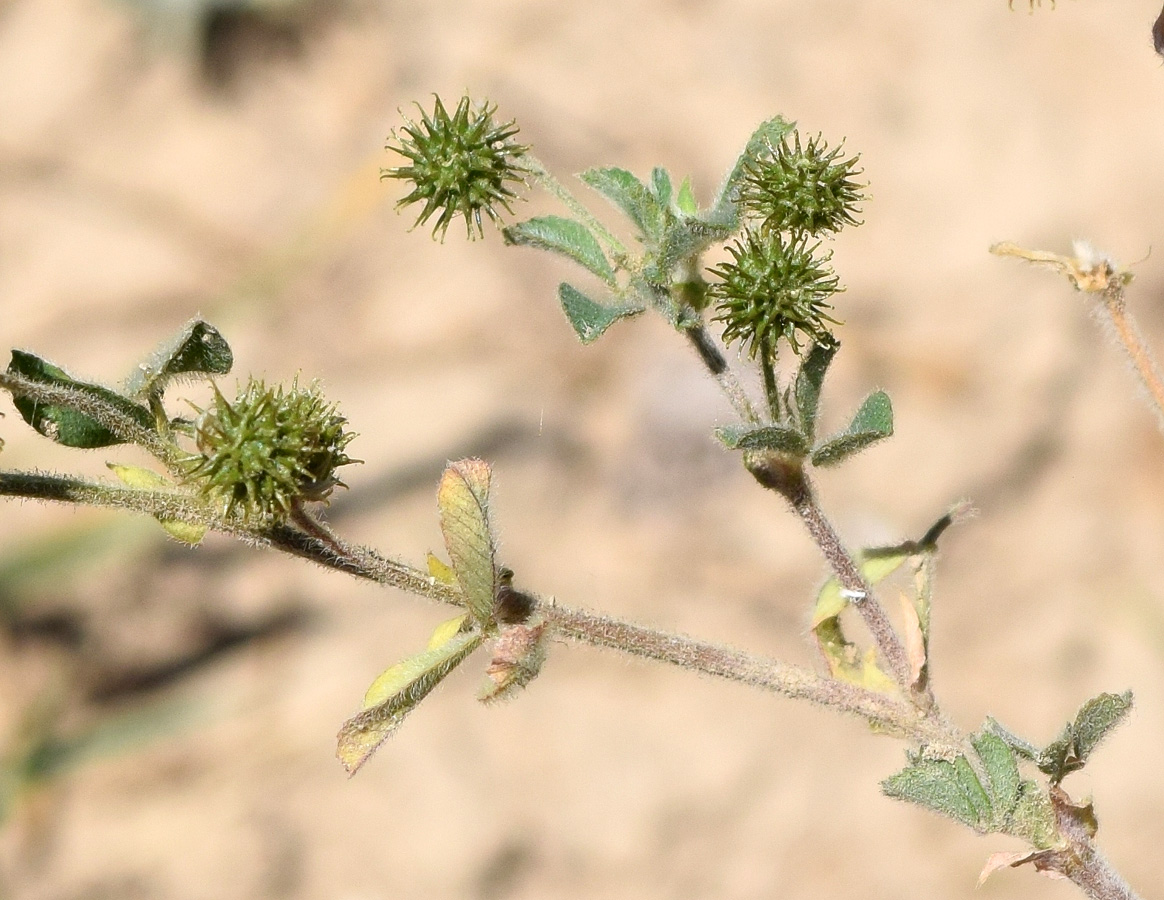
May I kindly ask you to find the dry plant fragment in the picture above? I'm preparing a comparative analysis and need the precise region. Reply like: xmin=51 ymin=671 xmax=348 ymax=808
xmin=989 ymin=240 xmax=1132 ymax=293
xmin=992 ymin=240 xmax=1164 ymax=436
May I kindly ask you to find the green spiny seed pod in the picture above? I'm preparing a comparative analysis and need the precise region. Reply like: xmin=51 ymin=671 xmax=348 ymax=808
xmin=738 ymin=131 xmax=865 ymax=237
xmin=710 ymin=229 xmax=841 ymax=358
xmin=184 ymin=378 xmax=358 ymax=523
xmin=382 ymin=95 xmax=529 ymax=240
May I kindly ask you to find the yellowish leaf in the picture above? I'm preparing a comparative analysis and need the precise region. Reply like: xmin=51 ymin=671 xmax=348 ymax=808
xmin=426 ymin=552 xmax=456 ymax=585
xmin=159 ymin=520 xmax=207 ymax=546
xmin=107 ymin=463 xmax=205 ymax=546
xmin=427 ymin=614 xmax=468 ymax=650
xmin=815 ymin=619 xmax=898 ymax=695
xmin=990 ymin=240 xmax=1131 ymax=293
xmin=898 ymin=591 xmax=928 ymax=689
xmin=437 ymin=459 xmax=498 ymax=626
xmin=107 ymin=462 xmax=169 ymax=489
xmin=338 ymin=629 xmax=483 ymax=775
xmin=811 ymin=550 xmax=908 ymax=628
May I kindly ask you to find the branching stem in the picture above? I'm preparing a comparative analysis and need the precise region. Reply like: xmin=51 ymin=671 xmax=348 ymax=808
xmin=543 ymin=603 xmax=960 ymax=749
xmin=791 ymin=484 xmax=913 ymax=691
xmin=0 ymin=468 xmax=945 ymax=747
xmin=0 ymin=468 xmax=1144 ymax=899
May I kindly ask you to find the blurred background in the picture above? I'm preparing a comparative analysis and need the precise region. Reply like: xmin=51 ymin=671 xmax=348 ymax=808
xmin=2 ymin=0 xmax=1164 ymax=897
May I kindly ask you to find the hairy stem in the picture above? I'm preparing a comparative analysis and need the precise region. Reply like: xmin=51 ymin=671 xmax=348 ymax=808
xmin=792 ymin=486 xmax=913 ymax=691
xmin=0 ymin=371 xmax=180 ymax=469
xmin=0 ymin=468 xmax=951 ymax=747
xmin=1096 ymin=283 xmax=1164 ymax=433
xmin=1049 ymin=787 xmax=1144 ymax=900
xmin=544 ymin=603 xmax=961 ymax=749
xmin=760 ymin=347 xmax=780 ymax=422
xmin=523 ymin=157 xmax=627 ymax=256
xmin=684 ymin=322 xmax=761 ymax=424
xmin=1063 ymin=850 xmax=1143 ymax=900
xmin=745 ymin=454 xmax=913 ymax=693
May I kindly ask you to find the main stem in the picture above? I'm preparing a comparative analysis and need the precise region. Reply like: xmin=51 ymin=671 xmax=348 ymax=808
xmin=0 ymin=470 xmax=1144 ymax=899
xmin=0 ymin=470 xmax=946 ymax=748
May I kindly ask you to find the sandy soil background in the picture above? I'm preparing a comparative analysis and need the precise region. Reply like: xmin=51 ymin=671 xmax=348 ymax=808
xmin=2 ymin=1 xmax=1164 ymax=898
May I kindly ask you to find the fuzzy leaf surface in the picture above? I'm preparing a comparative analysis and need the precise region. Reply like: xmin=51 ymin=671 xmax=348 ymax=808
xmin=1010 ymin=781 xmax=1058 ymax=848
xmin=337 ymin=628 xmax=483 ymax=775
xmin=794 ymin=339 xmax=839 ymax=442
xmin=1072 ymin=690 xmax=1133 ymax=761
xmin=7 ymin=351 xmax=154 ymax=448
xmin=882 ymin=756 xmax=989 ymax=829
xmin=650 ymin=167 xmax=673 ymax=208
xmin=714 ymin=424 xmax=808 ymax=455
xmin=479 ymin=620 xmax=548 ymax=704
xmin=579 ymin=167 xmax=665 ymax=240
xmin=1037 ymin=690 xmax=1133 ymax=783
xmin=676 ymin=177 xmax=697 ymax=215
xmin=437 ymin=459 xmax=498 ymax=627
xmin=504 ymin=217 xmax=616 ymax=285
xmin=810 ymin=390 xmax=893 ymax=467
xmin=558 ymin=283 xmax=643 ymax=344
xmin=127 ymin=319 xmax=232 ymax=398
xmin=973 ymin=730 xmax=1021 ymax=824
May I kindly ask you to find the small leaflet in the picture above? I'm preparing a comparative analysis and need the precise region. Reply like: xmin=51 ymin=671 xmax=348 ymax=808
xmin=337 ymin=627 xmax=483 ymax=775
xmin=106 ymin=463 xmax=206 ymax=545
xmin=437 ymin=459 xmax=499 ymax=627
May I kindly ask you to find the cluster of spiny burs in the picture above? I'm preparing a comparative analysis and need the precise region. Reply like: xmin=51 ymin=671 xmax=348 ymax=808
xmin=378 ymin=95 xmax=1138 ymax=891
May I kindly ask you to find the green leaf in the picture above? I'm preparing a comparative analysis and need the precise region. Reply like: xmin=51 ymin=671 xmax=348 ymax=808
xmin=810 ymin=390 xmax=893 ymax=467
xmin=882 ymin=756 xmax=988 ymax=829
xmin=1036 ymin=690 xmax=1133 ymax=783
xmin=650 ymin=167 xmax=673 ymax=208
xmin=1009 ymin=781 xmax=1058 ymax=849
xmin=503 ymin=216 xmax=616 ymax=285
xmin=973 ymin=730 xmax=1021 ymax=824
xmin=1072 ymin=690 xmax=1133 ymax=761
xmin=651 ymin=217 xmax=734 ymax=284
xmin=558 ymin=283 xmax=643 ymax=344
xmin=984 ymin=717 xmax=1039 ymax=761
xmin=579 ymin=167 xmax=666 ymax=241
xmin=676 ymin=177 xmax=697 ymax=215
xmin=708 ymin=115 xmax=795 ymax=226
xmin=437 ymin=459 xmax=499 ymax=627
xmin=126 ymin=319 xmax=233 ymax=399
xmin=794 ymin=339 xmax=839 ymax=443
xmin=954 ymin=754 xmax=994 ymax=825
xmin=337 ymin=628 xmax=484 ymax=775
xmin=7 ymin=351 xmax=154 ymax=449
xmin=714 ymin=424 xmax=808 ymax=455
